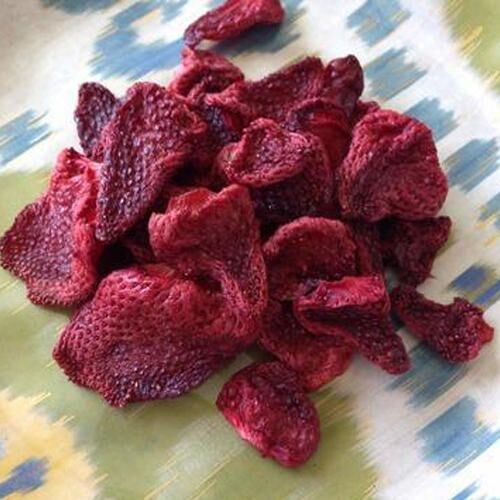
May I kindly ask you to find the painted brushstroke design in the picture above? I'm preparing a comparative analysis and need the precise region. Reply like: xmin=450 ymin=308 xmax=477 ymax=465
xmin=0 ymin=391 xmax=98 ymax=499
xmin=405 ymin=98 xmax=458 ymax=141
xmin=0 ymin=458 xmax=48 ymax=498
xmin=418 ymin=397 xmax=500 ymax=475
xmin=41 ymin=0 xmax=118 ymax=13
xmin=364 ymin=48 xmax=426 ymax=100
xmin=452 ymin=482 xmax=479 ymax=500
xmin=388 ymin=343 xmax=467 ymax=409
xmin=479 ymin=192 xmax=500 ymax=230
xmin=90 ymin=0 xmax=305 ymax=80
xmin=448 ymin=264 xmax=500 ymax=308
xmin=347 ymin=0 xmax=409 ymax=46
xmin=445 ymin=139 xmax=498 ymax=193
xmin=90 ymin=1 xmax=185 ymax=79
xmin=0 ymin=111 xmax=51 ymax=167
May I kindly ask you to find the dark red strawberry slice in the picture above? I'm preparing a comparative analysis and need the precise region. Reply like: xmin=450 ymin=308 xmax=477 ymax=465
xmin=263 ymin=217 xmax=357 ymax=300
xmin=295 ymin=275 xmax=410 ymax=374
xmin=338 ymin=109 xmax=448 ymax=221
xmin=216 ymin=118 xmax=333 ymax=224
xmin=74 ymin=82 xmax=118 ymax=161
xmin=0 ymin=148 xmax=102 ymax=306
xmin=210 ymin=57 xmax=325 ymax=125
xmin=285 ymin=98 xmax=351 ymax=169
xmin=96 ymin=82 xmax=207 ymax=243
xmin=350 ymin=221 xmax=384 ymax=276
xmin=53 ymin=264 xmax=254 ymax=407
xmin=169 ymin=47 xmax=244 ymax=101
xmin=149 ymin=184 xmax=267 ymax=320
xmin=381 ymin=217 xmax=452 ymax=285
xmin=259 ymin=300 xmax=353 ymax=391
xmin=322 ymin=55 xmax=364 ymax=118
xmin=391 ymin=285 xmax=493 ymax=362
xmin=216 ymin=361 xmax=320 ymax=467
xmin=185 ymin=0 xmax=285 ymax=48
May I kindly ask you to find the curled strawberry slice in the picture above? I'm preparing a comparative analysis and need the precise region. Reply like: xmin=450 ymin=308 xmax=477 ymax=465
xmin=295 ymin=275 xmax=410 ymax=374
xmin=216 ymin=361 xmax=320 ymax=467
xmin=338 ymin=109 xmax=448 ymax=221
xmin=185 ymin=0 xmax=285 ymax=48
xmin=259 ymin=300 xmax=353 ymax=391
xmin=53 ymin=264 xmax=253 ymax=407
xmin=263 ymin=217 xmax=357 ymax=301
xmin=391 ymin=285 xmax=493 ymax=362
xmin=0 ymin=148 xmax=102 ymax=306
xmin=96 ymin=82 xmax=207 ymax=243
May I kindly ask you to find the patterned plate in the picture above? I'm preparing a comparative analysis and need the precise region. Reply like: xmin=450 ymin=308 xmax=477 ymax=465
xmin=0 ymin=1 xmax=499 ymax=498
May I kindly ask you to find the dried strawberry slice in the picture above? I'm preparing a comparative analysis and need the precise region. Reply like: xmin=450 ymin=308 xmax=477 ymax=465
xmin=338 ymin=109 xmax=448 ymax=221
xmin=118 ymin=183 xmax=189 ymax=266
xmin=53 ymin=264 xmax=252 ymax=407
xmin=96 ymin=82 xmax=207 ymax=243
xmin=227 ymin=159 xmax=337 ymax=226
xmin=381 ymin=217 xmax=452 ymax=285
xmin=74 ymin=82 xmax=118 ymax=161
xmin=186 ymin=91 xmax=247 ymax=169
xmin=0 ymin=148 xmax=102 ymax=306
xmin=149 ymin=185 xmax=267 ymax=317
xmin=216 ymin=118 xmax=333 ymax=224
xmin=295 ymin=275 xmax=410 ymax=374
xmin=169 ymin=47 xmax=244 ymax=101
xmin=185 ymin=0 xmax=285 ymax=48
xmin=211 ymin=57 xmax=325 ymax=124
xmin=216 ymin=361 xmax=320 ymax=467
xmin=198 ymin=57 xmax=326 ymax=166
xmin=263 ymin=217 xmax=357 ymax=300
xmin=285 ymin=98 xmax=351 ymax=168
xmin=217 ymin=118 xmax=309 ymax=185
xmin=350 ymin=221 xmax=384 ymax=276
xmin=391 ymin=285 xmax=493 ymax=362
xmin=259 ymin=301 xmax=353 ymax=391
xmin=322 ymin=55 xmax=364 ymax=118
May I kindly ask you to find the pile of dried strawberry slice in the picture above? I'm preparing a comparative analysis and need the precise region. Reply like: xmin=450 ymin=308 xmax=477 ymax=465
xmin=0 ymin=0 xmax=494 ymax=468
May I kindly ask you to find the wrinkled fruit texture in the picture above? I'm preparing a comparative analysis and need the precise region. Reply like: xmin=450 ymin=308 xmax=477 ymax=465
xmin=285 ymin=98 xmax=351 ymax=169
xmin=211 ymin=57 xmax=326 ymax=125
xmin=350 ymin=221 xmax=384 ymax=276
xmin=391 ymin=285 xmax=493 ymax=362
xmin=352 ymin=100 xmax=380 ymax=125
xmin=74 ymin=82 xmax=118 ymax=161
xmin=259 ymin=301 xmax=353 ymax=391
xmin=263 ymin=217 xmax=357 ymax=300
xmin=53 ymin=265 xmax=250 ymax=407
xmin=169 ymin=47 xmax=244 ymax=101
xmin=0 ymin=0 xmax=494 ymax=470
xmin=170 ymin=49 xmax=244 ymax=169
xmin=0 ymin=148 xmax=102 ymax=306
xmin=217 ymin=118 xmax=304 ymax=185
xmin=338 ymin=109 xmax=448 ymax=221
xmin=188 ymin=93 xmax=246 ymax=169
xmin=295 ymin=275 xmax=410 ymax=374
xmin=322 ymin=55 xmax=364 ymax=119
xmin=216 ymin=361 xmax=320 ymax=467
xmin=381 ymin=217 xmax=452 ymax=285
xmin=194 ymin=54 xmax=358 ymax=169
xmin=96 ymin=82 xmax=207 ymax=243
xmin=185 ymin=0 xmax=285 ymax=48
xmin=149 ymin=184 xmax=267 ymax=324
xmin=216 ymin=118 xmax=333 ymax=224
